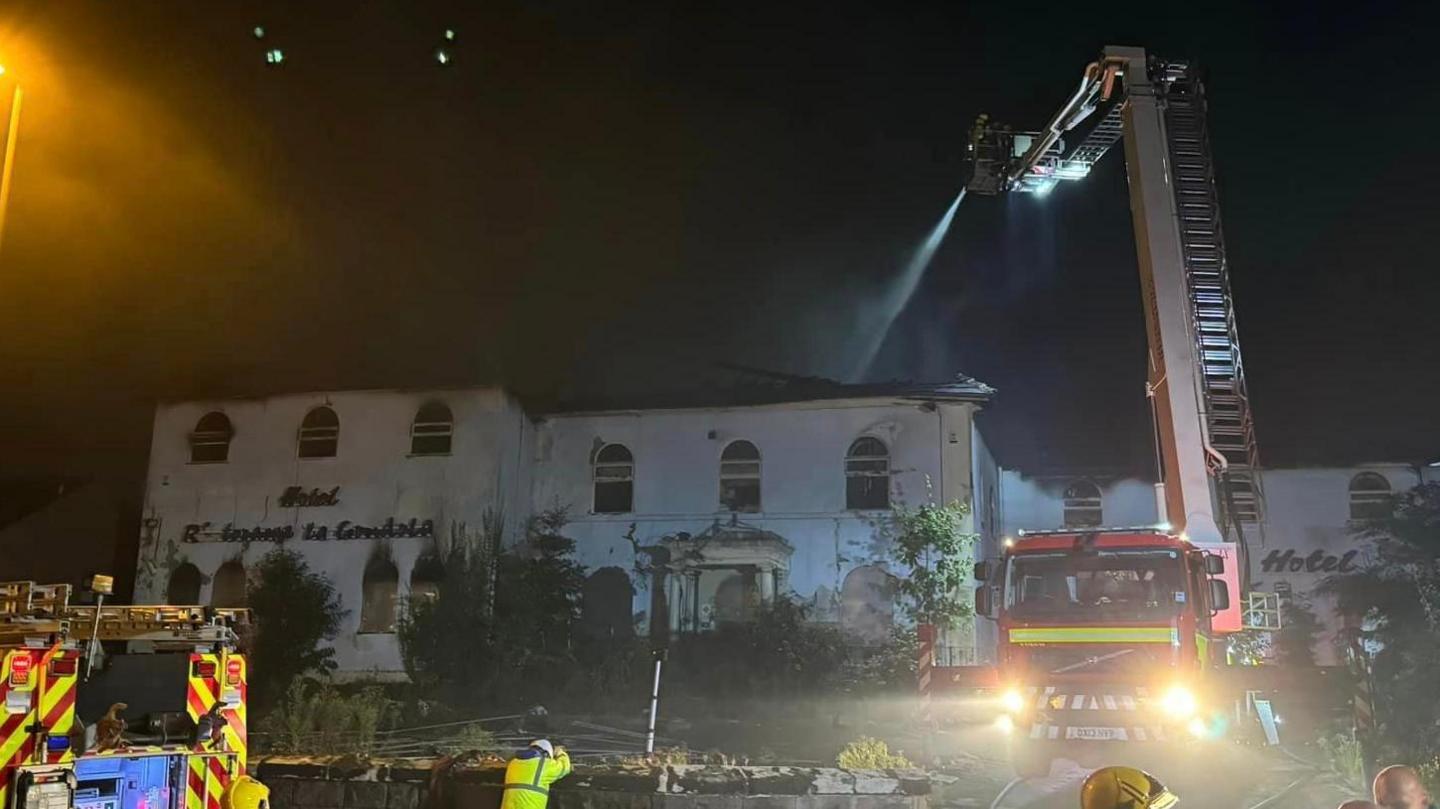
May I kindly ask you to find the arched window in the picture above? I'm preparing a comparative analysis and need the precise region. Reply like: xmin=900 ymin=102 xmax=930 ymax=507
xmin=211 ymin=560 xmax=247 ymax=608
xmin=1349 ymin=473 xmax=1393 ymax=521
xmin=593 ymin=444 xmax=634 ymax=514
xmin=359 ymin=556 xmax=400 ymax=633
xmin=841 ymin=565 xmax=896 ymax=642
xmin=581 ymin=567 xmax=634 ymax=639
xmin=408 ymin=554 xmax=443 ymax=606
xmin=1062 ymin=480 xmax=1103 ymax=528
xmin=719 ymin=440 xmax=762 ymax=513
xmin=845 ymin=437 xmax=891 ymax=510
xmin=167 ymin=562 xmax=202 ymax=604
xmin=298 ymin=406 xmax=339 ymax=458
xmin=411 ymin=402 xmax=453 ymax=456
xmin=190 ymin=412 xmax=233 ymax=464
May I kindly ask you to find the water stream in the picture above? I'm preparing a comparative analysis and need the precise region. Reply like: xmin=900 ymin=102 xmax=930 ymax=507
xmin=849 ymin=188 xmax=967 ymax=381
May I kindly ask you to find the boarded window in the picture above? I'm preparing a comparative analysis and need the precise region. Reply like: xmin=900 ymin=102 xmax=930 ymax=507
xmin=211 ymin=561 xmax=247 ymax=608
xmin=845 ymin=437 xmax=890 ymax=510
xmin=841 ymin=565 xmax=896 ymax=642
xmin=360 ymin=557 xmax=399 ymax=633
xmin=298 ymin=406 xmax=339 ymax=458
xmin=593 ymin=444 xmax=634 ymax=514
xmin=411 ymin=402 xmax=453 ymax=456
xmin=1349 ymin=473 xmax=1393 ymax=521
xmin=581 ymin=567 xmax=634 ymax=639
xmin=720 ymin=440 xmax=761 ymax=513
xmin=190 ymin=412 xmax=233 ymax=464
xmin=1062 ymin=480 xmax=1103 ymax=528
xmin=167 ymin=562 xmax=202 ymax=604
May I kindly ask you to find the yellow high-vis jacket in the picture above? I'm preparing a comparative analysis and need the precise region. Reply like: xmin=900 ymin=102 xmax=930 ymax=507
xmin=500 ymin=747 xmax=573 ymax=809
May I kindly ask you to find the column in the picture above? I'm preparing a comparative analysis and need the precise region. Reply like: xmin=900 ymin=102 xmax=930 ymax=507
xmin=758 ymin=566 xmax=776 ymax=606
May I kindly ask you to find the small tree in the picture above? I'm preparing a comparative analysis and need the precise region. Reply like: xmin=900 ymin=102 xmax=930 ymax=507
xmin=400 ymin=508 xmax=586 ymax=706
xmin=890 ymin=499 xmax=975 ymax=628
xmin=247 ymin=547 xmax=347 ymax=711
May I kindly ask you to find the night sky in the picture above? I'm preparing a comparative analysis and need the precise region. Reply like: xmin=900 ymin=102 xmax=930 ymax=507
xmin=0 ymin=0 xmax=1436 ymax=485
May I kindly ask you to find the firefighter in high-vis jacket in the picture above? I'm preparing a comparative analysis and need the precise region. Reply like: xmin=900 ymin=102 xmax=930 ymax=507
xmin=501 ymin=739 xmax=573 ymax=809
xmin=1080 ymin=767 xmax=1179 ymax=809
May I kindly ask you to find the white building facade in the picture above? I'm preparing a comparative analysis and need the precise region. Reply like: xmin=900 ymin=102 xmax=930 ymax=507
xmin=135 ymin=379 xmax=1000 ymax=677
xmin=998 ymin=464 xmax=1439 ymax=666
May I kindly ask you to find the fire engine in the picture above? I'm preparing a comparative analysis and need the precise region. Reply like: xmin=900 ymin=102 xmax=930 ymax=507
xmin=1 ymin=576 xmax=254 ymax=809
xmin=953 ymin=45 xmax=1266 ymax=774
xmin=973 ymin=529 xmax=1232 ymax=774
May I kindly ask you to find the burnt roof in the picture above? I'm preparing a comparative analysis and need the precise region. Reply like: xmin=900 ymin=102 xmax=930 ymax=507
xmin=542 ymin=363 xmax=995 ymax=414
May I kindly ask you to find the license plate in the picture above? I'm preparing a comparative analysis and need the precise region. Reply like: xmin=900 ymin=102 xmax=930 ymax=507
xmin=1066 ymin=726 xmax=1127 ymax=741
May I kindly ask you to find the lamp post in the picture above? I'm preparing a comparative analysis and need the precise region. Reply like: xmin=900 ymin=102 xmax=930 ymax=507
xmin=0 ymin=65 xmax=23 ymax=258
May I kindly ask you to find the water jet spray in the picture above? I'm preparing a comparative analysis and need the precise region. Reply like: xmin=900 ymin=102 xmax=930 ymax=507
xmin=850 ymin=188 xmax=967 ymax=381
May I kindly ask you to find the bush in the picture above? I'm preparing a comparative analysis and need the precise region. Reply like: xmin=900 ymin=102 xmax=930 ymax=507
xmin=259 ymin=679 xmax=399 ymax=756
xmin=836 ymin=737 xmax=913 ymax=769
xmin=435 ymin=723 xmax=499 ymax=756
xmin=247 ymin=548 xmax=347 ymax=711
xmin=670 ymin=598 xmax=849 ymax=701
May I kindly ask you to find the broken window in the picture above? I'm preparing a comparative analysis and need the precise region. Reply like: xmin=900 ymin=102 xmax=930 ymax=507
xmin=298 ymin=406 xmax=339 ymax=458
xmin=720 ymin=440 xmax=762 ymax=513
xmin=410 ymin=401 xmax=454 ymax=456
xmin=190 ymin=412 xmax=233 ymax=464
xmin=1348 ymin=472 xmax=1393 ymax=521
xmin=408 ymin=554 xmax=443 ymax=606
xmin=167 ymin=562 xmax=202 ymax=604
xmin=1062 ymin=480 xmax=1103 ymax=528
xmin=593 ymin=443 xmax=634 ymax=514
xmin=581 ymin=567 xmax=635 ymax=639
xmin=845 ymin=437 xmax=890 ymax=510
xmin=211 ymin=560 xmax=247 ymax=608
xmin=359 ymin=556 xmax=399 ymax=633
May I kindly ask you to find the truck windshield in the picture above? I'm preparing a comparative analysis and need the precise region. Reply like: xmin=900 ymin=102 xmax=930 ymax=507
xmin=1006 ymin=549 xmax=1186 ymax=621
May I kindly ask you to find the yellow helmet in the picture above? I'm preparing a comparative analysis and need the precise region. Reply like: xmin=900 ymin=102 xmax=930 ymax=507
xmin=222 ymin=777 xmax=271 ymax=809
xmin=1080 ymin=767 xmax=1178 ymax=809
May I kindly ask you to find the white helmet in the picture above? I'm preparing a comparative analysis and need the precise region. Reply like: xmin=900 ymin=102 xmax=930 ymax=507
xmin=530 ymin=739 xmax=554 ymax=757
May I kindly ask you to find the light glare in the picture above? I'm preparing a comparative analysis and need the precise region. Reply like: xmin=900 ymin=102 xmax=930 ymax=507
xmin=1159 ymin=686 xmax=1197 ymax=719
xmin=1000 ymin=688 xmax=1025 ymax=714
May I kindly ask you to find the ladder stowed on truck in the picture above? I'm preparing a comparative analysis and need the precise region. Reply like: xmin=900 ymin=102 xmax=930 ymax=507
xmin=0 ymin=576 xmax=263 ymax=809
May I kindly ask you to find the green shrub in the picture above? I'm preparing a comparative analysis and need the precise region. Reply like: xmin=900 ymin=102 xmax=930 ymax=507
xmin=259 ymin=679 xmax=399 ymax=756
xmin=436 ymin=723 xmax=499 ymax=756
xmin=836 ymin=737 xmax=913 ymax=769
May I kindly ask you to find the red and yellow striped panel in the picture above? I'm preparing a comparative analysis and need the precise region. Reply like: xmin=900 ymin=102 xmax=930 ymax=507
xmin=186 ymin=754 xmax=237 ymax=809
xmin=1 ymin=648 xmax=42 ymax=809
xmin=38 ymin=648 xmax=77 ymax=764
xmin=186 ymin=652 xmax=248 ymax=773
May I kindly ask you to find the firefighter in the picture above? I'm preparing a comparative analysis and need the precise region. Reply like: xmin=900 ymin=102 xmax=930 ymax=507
xmin=222 ymin=776 xmax=271 ymax=809
xmin=501 ymin=739 xmax=573 ymax=809
xmin=1373 ymin=765 xmax=1436 ymax=809
xmin=1080 ymin=766 xmax=1179 ymax=809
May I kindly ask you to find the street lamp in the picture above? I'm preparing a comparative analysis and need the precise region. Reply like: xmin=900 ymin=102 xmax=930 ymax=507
xmin=0 ymin=62 xmax=23 ymax=258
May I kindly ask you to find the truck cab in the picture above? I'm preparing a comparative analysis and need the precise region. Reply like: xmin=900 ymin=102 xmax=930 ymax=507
xmin=975 ymin=529 xmax=1232 ymax=774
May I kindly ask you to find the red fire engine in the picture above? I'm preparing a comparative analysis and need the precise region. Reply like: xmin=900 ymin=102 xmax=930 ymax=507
xmin=1 ymin=577 xmax=255 ymax=809
xmin=973 ymin=529 xmax=1234 ymax=774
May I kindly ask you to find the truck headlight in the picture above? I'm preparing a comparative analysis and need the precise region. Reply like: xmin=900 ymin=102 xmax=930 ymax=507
xmin=1159 ymin=686 xmax=1197 ymax=719
xmin=1000 ymin=688 xmax=1026 ymax=714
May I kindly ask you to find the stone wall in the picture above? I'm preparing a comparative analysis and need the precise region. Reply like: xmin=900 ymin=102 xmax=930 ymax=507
xmin=255 ymin=758 xmax=930 ymax=809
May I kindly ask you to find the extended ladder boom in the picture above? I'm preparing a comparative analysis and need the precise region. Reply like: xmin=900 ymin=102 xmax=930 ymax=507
xmin=0 ymin=580 xmax=249 ymax=648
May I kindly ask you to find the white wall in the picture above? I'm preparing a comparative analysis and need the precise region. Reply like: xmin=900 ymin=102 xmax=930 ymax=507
xmin=135 ymin=387 xmax=528 ymax=677
xmin=531 ymin=397 xmax=982 ymax=635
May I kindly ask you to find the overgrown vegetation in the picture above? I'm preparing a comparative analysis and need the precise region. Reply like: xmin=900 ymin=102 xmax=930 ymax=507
xmin=889 ymin=498 xmax=976 ymax=628
xmin=835 ymin=736 xmax=913 ymax=769
xmin=1319 ymin=482 xmax=1440 ymax=776
xmin=260 ymin=679 xmax=399 ymax=755
xmin=247 ymin=547 xmax=347 ymax=711
xmin=399 ymin=509 xmax=588 ymax=708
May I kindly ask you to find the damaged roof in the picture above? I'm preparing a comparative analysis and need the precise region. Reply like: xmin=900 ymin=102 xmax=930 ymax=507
xmin=543 ymin=362 xmax=995 ymax=414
